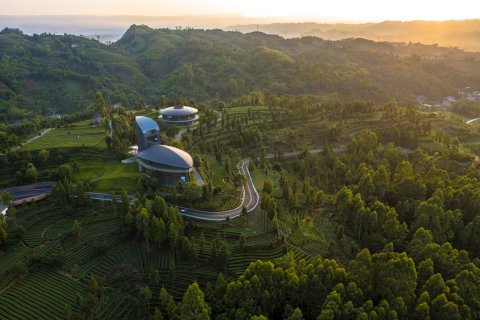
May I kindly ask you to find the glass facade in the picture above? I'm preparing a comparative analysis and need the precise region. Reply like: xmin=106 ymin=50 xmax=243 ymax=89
xmin=163 ymin=113 xmax=197 ymax=121
xmin=160 ymin=107 xmax=199 ymax=126
xmin=139 ymin=158 xmax=189 ymax=172
xmin=140 ymin=166 xmax=190 ymax=187
xmin=161 ymin=114 xmax=199 ymax=126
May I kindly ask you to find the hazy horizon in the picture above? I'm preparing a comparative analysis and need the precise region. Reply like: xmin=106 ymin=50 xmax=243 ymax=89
xmin=0 ymin=14 xmax=301 ymax=42
xmin=4 ymin=13 xmax=480 ymax=48
xmin=2 ymin=1 xmax=480 ymax=50
xmin=2 ymin=0 xmax=480 ymax=21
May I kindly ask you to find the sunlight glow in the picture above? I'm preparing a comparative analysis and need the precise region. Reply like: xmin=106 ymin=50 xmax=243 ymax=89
xmin=235 ymin=0 xmax=480 ymax=21
xmin=2 ymin=0 xmax=480 ymax=21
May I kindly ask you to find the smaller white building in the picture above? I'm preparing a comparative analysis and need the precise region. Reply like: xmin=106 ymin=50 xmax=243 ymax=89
xmin=159 ymin=106 xmax=199 ymax=126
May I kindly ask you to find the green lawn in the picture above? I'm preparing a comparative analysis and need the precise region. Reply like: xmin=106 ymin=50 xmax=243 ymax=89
xmin=205 ymin=154 xmax=228 ymax=186
xmin=73 ymin=160 xmax=141 ymax=193
xmin=21 ymin=120 xmax=106 ymax=151
xmin=18 ymin=119 xmax=142 ymax=192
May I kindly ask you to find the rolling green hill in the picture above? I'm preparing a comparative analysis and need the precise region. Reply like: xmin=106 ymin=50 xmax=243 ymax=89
xmin=2 ymin=25 xmax=480 ymax=120
xmin=0 ymin=28 xmax=147 ymax=118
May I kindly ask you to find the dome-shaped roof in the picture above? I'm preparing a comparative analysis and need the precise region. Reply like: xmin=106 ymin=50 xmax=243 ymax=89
xmin=160 ymin=106 xmax=198 ymax=116
xmin=137 ymin=145 xmax=193 ymax=169
xmin=135 ymin=116 xmax=159 ymax=133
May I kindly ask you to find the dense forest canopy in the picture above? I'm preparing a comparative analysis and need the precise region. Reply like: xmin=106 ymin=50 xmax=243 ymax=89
xmin=1 ymin=25 xmax=480 ymax=120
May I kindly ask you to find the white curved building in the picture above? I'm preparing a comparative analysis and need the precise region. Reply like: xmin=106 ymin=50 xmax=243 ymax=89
xmin=159 ymin=106 xmax=199 ymax=126
xmin=135 ymin=116 xmax=194 ymax=186
xmin=135 ymin=116 xmax=160 ymax=152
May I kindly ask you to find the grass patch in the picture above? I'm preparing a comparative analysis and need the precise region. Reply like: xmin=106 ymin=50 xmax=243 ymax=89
xmin=73 ymin=160 xmax=141 ymax=193
xmin=206 ymin=155 xmax=227 ymax=186
xmin=21 ymin=120 xmax=106 ymax=151
xmin=17 ymin=119 xmax=141 ymax=193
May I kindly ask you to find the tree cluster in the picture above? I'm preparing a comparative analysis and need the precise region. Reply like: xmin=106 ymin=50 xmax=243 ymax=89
xmin=122 ymin=195 xmax=185 ymax=251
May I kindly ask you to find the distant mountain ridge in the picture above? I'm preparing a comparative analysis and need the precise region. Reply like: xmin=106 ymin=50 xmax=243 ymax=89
xmin=0 ymin=14 xmax=285 ymax=43
xmin=4 ymin=16 xmax=480 ymax=51
xmin=229 ymin=20 xmax=480 ymax=52
xmin=1 ymin=24 xmax=480 ymax=120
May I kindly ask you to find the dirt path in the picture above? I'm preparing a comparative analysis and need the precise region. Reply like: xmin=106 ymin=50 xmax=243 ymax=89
xmin=174 ymin=129 xmax=187 ymax=141
xmin=466 ymin=117 xmax=480 ymax=124
xmin=12 ymin=128 xmax=55 ymax=151
xmin=41 ymin=218 xmax=67 ymax=239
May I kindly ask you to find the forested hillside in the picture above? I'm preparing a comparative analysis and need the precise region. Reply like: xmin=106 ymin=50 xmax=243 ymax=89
xmin=2 ymin=24 xmax=480 ymax=120
xmin=0 ymin=28 xmax=146 ymax=119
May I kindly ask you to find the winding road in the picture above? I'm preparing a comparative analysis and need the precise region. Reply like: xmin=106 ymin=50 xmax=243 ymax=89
xmin=265 ymin=146 xmax=347 ymax=159
xmin=0 ymin=144 xmax=428 ymax=220
xmin=5 ymin=143 xmax=352 ymax=220
xmin=5 ymin=110 xmax=258 ymax=220
xmin=87 ymin=158 xmax=258 ymax=221
xmin=5 ymin=159 xmax=259 ymax=221
xmin=3 ymin=145 xmax=348 ymax=220
xmin=175 ymin=158 xmax=259 ymax=221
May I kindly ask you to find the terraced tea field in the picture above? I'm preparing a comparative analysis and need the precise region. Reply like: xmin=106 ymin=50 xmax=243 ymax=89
xmin=0 ymin=154 xmax=340 ymax=319
xmin=0 ymin=268 xmax=87 ymax=320
xmin=1 ymin=199 xmax=337 ymax=317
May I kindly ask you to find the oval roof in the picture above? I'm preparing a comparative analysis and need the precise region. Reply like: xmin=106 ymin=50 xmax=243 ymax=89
xmin=160 ymin=106 xmax=198 ymax=116
xmin=137 ymin=144 xmax=193 ymax=169
xmin=135 ymin=116 xmax=159 ymax=133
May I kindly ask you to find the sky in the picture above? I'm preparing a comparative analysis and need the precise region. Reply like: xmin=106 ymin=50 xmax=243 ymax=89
xmin=2 ymin=0 xmax=480 ymax=22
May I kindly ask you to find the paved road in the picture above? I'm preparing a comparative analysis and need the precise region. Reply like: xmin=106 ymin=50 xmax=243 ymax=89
xmin=86 ymin=158 xmax=259 ymax=221
xmin=174 ymin=129 xmax=188 ymax=141
xmin=265 ymin=146 xmax=346 ymax=159
xmin=88 ymin=192 xmax=136 ymax=202
xmin=178 ymin=158 xmax=259 ymax=221
xmin=6 ymin=143 xmax=473 ymax=220
xmin=2 ymin=181 xmax=56 ymax=205
xmin=265 ymin=145 xmax=416 ymax=159
xmin=5 ymin=147 xmax=328 ymax=220
xmin=7 ymin=145 xmax=343 ymax=220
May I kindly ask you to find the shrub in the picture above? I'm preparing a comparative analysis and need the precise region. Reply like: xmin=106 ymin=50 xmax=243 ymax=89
xmin=57 ymin=164 xmax=72 ymax=180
